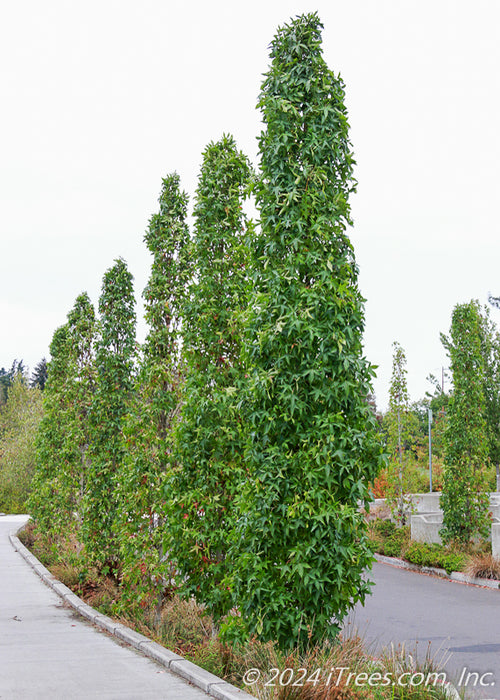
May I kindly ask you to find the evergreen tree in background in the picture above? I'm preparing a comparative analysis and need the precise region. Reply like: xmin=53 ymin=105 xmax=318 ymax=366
xmin=30 ymin=358 xmax=48 ymax=391
xmin=231 ymin=13 xmax=384 ymax=649
xmin=480 ymin=306 xmax=500 ymax=490
xmin=0 ymin=360 xmax=26 ymax=404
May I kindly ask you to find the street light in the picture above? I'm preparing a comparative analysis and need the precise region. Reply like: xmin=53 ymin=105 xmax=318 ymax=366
xmin=428 ymin=408 xmax=433 ymax=492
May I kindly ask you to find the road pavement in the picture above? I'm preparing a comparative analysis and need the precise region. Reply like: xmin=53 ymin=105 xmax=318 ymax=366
xmin=0 ymin=515 xmax=211 ymax=699
xmin=346 ymin=561 xmax=500 ymax=699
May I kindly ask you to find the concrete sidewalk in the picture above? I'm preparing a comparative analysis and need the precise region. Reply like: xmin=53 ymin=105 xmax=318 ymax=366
xmin=0 ymin=515 xmax=212 ymax=699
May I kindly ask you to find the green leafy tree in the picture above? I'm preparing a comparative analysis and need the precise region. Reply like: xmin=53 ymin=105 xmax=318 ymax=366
xmin=167 ymin=136 xmax=252 ymax=621
xmin=83 ymin=258 xmax=136 ymax=568
xmin=29 ymin=295 xmax=97 ymax=532
xmin=424 ymin=373 xmax=450 ymax=460
xmin=0 ymin=374 xmax=43 ymax=512
xmin=384 ymin=342 xmax=418 ymax=523
xmin=480 ymin=306 xmax=500 ymax=490
xmin=66 ymin=293 xmax=97 ymax=520
xmin=230 ymin=13 xmax=385 ymax=649
xmin=440 ymin=300 xmax=491 ymax=544
xmin=29 ymin=326 xmax=76 ymax=531
xmin=116 ymin=174 xmax=190 ymax=610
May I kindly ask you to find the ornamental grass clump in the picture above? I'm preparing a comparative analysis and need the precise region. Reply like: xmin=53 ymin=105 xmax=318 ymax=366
xmin=465 ymin=553 xmax=500 ymax=580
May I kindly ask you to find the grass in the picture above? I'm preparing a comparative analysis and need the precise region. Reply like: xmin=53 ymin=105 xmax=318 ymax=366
xmin=464 ymin=552 xmax=500 ymax=580
xmin=18 ymin=521 xmax=465 ymax=699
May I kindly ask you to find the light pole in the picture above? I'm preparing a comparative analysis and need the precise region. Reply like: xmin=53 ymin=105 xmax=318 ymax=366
xmin=428 ymin=408 xmax=433 ymax=492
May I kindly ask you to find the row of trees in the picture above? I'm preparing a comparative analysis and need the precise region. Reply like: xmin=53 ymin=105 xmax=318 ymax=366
xmin=0 ymin=359 xmax=47 ymax=405
xmin=29 ymin=14 xmax=385 ymax=650
xmin=383 ymin=300 xmax=500 ymax=544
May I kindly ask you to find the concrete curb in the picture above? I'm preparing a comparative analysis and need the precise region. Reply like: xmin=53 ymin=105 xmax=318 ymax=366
xmin=375 ymin=553 xmax=500 ymax=590
xmin=9 ymin=525 xmax=253 ymax=700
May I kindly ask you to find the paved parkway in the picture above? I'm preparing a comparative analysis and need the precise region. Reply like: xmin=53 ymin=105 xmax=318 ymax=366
xmin=0 ymin=515 xmax=210 ymax=699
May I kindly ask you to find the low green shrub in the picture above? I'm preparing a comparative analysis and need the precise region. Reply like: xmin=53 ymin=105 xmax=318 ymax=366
xmin=405 ymin=541 xmax=467 ymax=574
xmin=372 ymin=519 xmax=397 ymax=538
xmin=383 ymin=536 xmax=403 ymax=558
xmin=369 ymin=520 xmax=410 ymax=558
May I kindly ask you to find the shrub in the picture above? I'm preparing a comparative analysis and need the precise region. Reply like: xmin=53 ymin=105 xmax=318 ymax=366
xmin=405 ymin=541 xmax=467 ymax=575
xmin=372 ymin=519 xmax=397 ymax=538
xmin=368 ymin=520 xmax=410 ymax=559
xmin=370 ymin=470 xmax=388 ymax=498
xmin=383 ymin=535 xmax=403 ymax=559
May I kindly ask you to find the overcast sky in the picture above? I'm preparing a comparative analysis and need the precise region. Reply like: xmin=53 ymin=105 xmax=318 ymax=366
xmin=2 ymin=0 xmax=499 ymax=410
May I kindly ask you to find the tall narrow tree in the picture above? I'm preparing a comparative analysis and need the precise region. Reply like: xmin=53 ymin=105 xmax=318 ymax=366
xmin=440 ymin=300 xmax=490 ymax=543
xmin=83 ymin=258 xmax=136 ymax=568
xmin=385 ymin=342 xmax=416 ymax=524
xmin=231 ymin=13 xmax=384 ymax=649
xmin=66 ymin=293 xmax=97 ymax=520
xmin=29 ymin=325 xmax=75 ymax=532
xmin=167 ymin=136 xmax=252 ymax=621
xmin=480 ymin=306 xmax=500 ymax=490
xmin=115 ymin=174 xmax=190 ymax=608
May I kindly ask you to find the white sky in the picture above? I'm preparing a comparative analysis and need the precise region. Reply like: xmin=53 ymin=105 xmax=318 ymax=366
xmin=2 ymin=0 xmax=500 ymax=410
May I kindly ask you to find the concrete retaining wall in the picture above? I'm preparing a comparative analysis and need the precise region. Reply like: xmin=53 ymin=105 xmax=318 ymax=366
xmin=411 ymin=493 xmax=442 ymax=513
xmin=490 ymin=494 xmax=500 ymax=519
xmin=410 ymin=512 xmax=443 ymax=544
xmin=410 ymin=513 xmax=500 ymax=548
xmin=369 ymin=493 xmax=500 ymax=553
xmin=492 ymin=523 xmax=500 ymax=559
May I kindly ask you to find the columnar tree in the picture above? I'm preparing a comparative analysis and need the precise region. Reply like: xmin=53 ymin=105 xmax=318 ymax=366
xmin=116 ymin=174 xmax=190 ymax=608
xmin=66 ymin=293 xmax=97 ymax=519
xmin=167 ymin=135 xmax=252 ymax=621
xmin=231 ymin=13 xmax=384 ymax=649
xmin=440 ymin=300 xmax=490 ymax=543
xmin=30 ymin=296 xmax=96 ymax=532
xmin=29 ymin=325 xmax=76 ymax=531
xmin=83 ymin=258 xmax=136 ymax=567
xmin=480 ymin=307 xmax=500 ymax=490
xmin=385 ymin=342 xmax=416 ymax=524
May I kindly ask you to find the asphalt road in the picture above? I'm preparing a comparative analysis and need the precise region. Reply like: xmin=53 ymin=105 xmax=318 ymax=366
xmin=345 ymin=561 xmax=500 ymax=699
